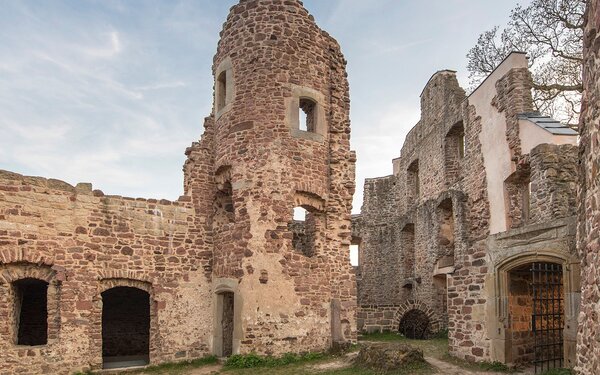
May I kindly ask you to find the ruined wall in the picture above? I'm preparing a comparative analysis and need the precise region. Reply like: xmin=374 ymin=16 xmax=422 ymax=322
xmin=0 ymin=171 xmax=213 ymax=375
xmin=199 ymin=0 xmax=356 ymax=355
xmin=354 ymin=71 xmax=468 ymax=333
xmin=355 ymin=52 xmax=580 ymax=369
xmin=0 ymin=2 xmax=358 ymax=371
xmin=577 ymin=0 xmax=600 ymax=372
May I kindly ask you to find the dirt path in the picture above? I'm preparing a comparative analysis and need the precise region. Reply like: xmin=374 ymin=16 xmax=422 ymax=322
xmin=425 ymin=356 xmax=491 ymax=374
xmin=185 ymin=364 xmax=222 ymax=375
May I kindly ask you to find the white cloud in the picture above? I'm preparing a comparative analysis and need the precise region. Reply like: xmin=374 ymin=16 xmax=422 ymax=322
xmin=84 ymin=31 xmax=122 ymax=59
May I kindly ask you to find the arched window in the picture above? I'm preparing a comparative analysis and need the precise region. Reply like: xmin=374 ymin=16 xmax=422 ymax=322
xmin=289 ymin=206 xmax=322 ymax=257
xmin=13 ymin=278 xmax=48 ymax=346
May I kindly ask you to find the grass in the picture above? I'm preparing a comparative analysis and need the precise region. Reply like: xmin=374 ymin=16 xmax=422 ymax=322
xmin=224 ymin=352 xmax=325 ymax=368
xmin=114 ymin=334 xmax=576 ymax=375
xmin=125 ymin=355 xmax=218 ymax=374
xmin=440 ymin=353 xmax=514 ymax=373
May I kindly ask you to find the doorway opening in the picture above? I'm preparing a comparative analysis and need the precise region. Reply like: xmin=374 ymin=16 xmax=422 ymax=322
xmin=508 ymin=262 xmax=564 ymax=372
xmin=102 ymin=287 xmax=150 ymax=369
xmin=218 ymin=292 xmax=234 ymax=357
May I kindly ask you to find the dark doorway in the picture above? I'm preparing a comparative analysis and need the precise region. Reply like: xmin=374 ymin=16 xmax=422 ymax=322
xmin=13 ymin=278 xmax=48 ymax=346
xmin=399 ymin=309 xmax=430 ymax=339
xmin=221 ymin=292 xmax=234 ymax=356
xmin=102 ymin=287 xmax=150 ymax=369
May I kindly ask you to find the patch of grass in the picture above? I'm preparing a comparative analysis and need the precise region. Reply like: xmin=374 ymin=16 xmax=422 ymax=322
xmin=224 ymin=352 xmax=325 ymax=369
xmin=127 ymin=355 xmax=218 ymax=374
xmin=441 ymin=353 xmax=515 ymax=373
xmin=359 ymin=331 xmax=406 ymax=342
xmin=540 ymin=369 xmax=574 ymax=375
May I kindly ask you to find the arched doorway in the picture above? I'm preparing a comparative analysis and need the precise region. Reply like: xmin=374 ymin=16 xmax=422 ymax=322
xmin=101 ymin=287 xmax=150 ymax=369
xmin=506 ymin=262 xmax=564 ymax=372
xmin=399 ymin=309 xmax=431 ymax=339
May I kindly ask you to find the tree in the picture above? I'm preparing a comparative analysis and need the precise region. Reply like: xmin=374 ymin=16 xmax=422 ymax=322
xmin=467 ymin=0 xmax=585 ymax=127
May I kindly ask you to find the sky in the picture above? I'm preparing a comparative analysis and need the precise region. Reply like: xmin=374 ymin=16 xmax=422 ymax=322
xmin=0 ymin=0 xmax=528 ymax=216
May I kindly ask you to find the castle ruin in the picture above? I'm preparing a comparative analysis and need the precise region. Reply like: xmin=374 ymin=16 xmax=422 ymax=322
xmin=1 ymin=0 xmax=600 ymax=374
xmin=0 ymin=1 xmax=356 ymax=373
xmin=353 ymin=52 xmax=580 ymax=370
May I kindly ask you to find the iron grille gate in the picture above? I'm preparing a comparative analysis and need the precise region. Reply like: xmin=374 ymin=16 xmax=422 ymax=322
xmin=531 ymin=262 xmax=564 ymax=373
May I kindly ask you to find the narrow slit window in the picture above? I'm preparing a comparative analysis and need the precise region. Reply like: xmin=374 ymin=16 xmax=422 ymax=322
xmin=217 ymin=71 xmax=227 ymax=111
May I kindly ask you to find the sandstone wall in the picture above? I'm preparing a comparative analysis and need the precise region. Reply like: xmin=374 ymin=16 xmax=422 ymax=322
xmin=0 ymin=171 xmax=212 ymax=375
xmin=192 ymin=0 xmax=357 ymax=354
xmin=355 ymin=52 xmax=580 ymax=369
xmin=576 ymin=0 xmax=600 ymax=372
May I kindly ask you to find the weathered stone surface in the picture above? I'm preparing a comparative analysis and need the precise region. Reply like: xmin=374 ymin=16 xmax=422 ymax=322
xmin=354 ymin=52 xmax=580 ymax=368
xmin=354 ymin=342 xmax=425 ymax=371
xmin=576 ymin=1 xmax=600 ymax=373
xmin=0 ymin=1 xmax=357 ymax=373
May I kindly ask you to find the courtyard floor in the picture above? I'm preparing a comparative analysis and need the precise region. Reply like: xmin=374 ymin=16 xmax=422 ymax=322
xmin=123 ymin=333 xmax=571 ymax=375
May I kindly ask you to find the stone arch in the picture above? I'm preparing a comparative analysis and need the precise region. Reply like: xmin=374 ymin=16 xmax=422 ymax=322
xmin=88 ymin=277 xmax=156 ymax=370
xmin=0 ymin=262 xmax=60 ymax=347
xmin=0 ymin=248 xmax=54 ymax=268
xmin=392 ymin=300 xmax=441 ymax=335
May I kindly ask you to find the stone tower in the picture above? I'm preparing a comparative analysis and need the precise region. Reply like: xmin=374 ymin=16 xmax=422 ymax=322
xmin=185 ymin=0 xmax=357 ymax=356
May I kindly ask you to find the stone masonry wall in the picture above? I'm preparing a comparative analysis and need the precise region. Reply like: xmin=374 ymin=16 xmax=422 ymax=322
xmin=354 ymin=71 xmax=468 ymax=334
xmin=356 ymin=53 xmax=579 ymax=368
xmin=0 ymin=171 xmax=213 ymax=375
xmin=193 ymin=0 xmax=357 ymax=354
xmin=577 ymin=0 xmax=600 ymax=373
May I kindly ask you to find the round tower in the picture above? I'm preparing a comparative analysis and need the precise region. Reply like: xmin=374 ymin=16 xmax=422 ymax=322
xmin=208 ymin=0 xmax=356 ymax=356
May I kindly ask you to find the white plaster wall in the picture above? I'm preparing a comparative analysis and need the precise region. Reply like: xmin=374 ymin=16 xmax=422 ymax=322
xmin=518 ymin=120 xmax=578 ymax=154
xmin=469 ymin=52 xmax=529 ymax=235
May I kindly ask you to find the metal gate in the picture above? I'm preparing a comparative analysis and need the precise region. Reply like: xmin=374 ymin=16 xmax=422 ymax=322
xmin=531 ymin=262 xmax=564 ymax=373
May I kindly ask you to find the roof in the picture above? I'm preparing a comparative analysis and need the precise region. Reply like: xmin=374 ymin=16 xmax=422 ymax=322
xmin=517 ymin=112 xmax=578 ymax=136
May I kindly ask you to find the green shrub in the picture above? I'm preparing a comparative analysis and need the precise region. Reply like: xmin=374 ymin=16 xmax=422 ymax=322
xmin=224 ymin=352 xmax=325 ymax=368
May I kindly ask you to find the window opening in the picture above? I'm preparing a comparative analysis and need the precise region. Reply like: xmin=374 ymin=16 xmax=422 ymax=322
xmin=217 ymin=70 xmax=227 ymax=111
xmin=13 ymin=278 xmax=48 ymax=346
xmin=299 ymin=98 xmax=316 ymax=132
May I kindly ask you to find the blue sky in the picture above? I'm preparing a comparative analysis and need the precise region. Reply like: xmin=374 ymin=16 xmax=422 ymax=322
xmin=0 ymin=0 xmax=526 ymax=213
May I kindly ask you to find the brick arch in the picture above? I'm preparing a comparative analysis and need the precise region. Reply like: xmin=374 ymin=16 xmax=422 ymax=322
xmin=293 ymin=182 xmax=327 ymax=203
xmin=293 ymin=190 xmax=325 ymax=212
xmin=0 ymin=262 xmax=56 ymax=284
xmin=96 ymin=270 xmax=153 ymax=287
xmin=0 ymin=248 xmax=54 ymax=267
xmin=98 ymin=278 xmax=153 ymax=295
xmin=392 ymin=300 xmax=441 ymax=333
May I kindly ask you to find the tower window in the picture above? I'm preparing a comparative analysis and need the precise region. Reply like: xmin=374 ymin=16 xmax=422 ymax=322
xmin=217 ymin=71 xmax=227 ymax=112
xmin=299 ymin=98 xmax=317 ymax=132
